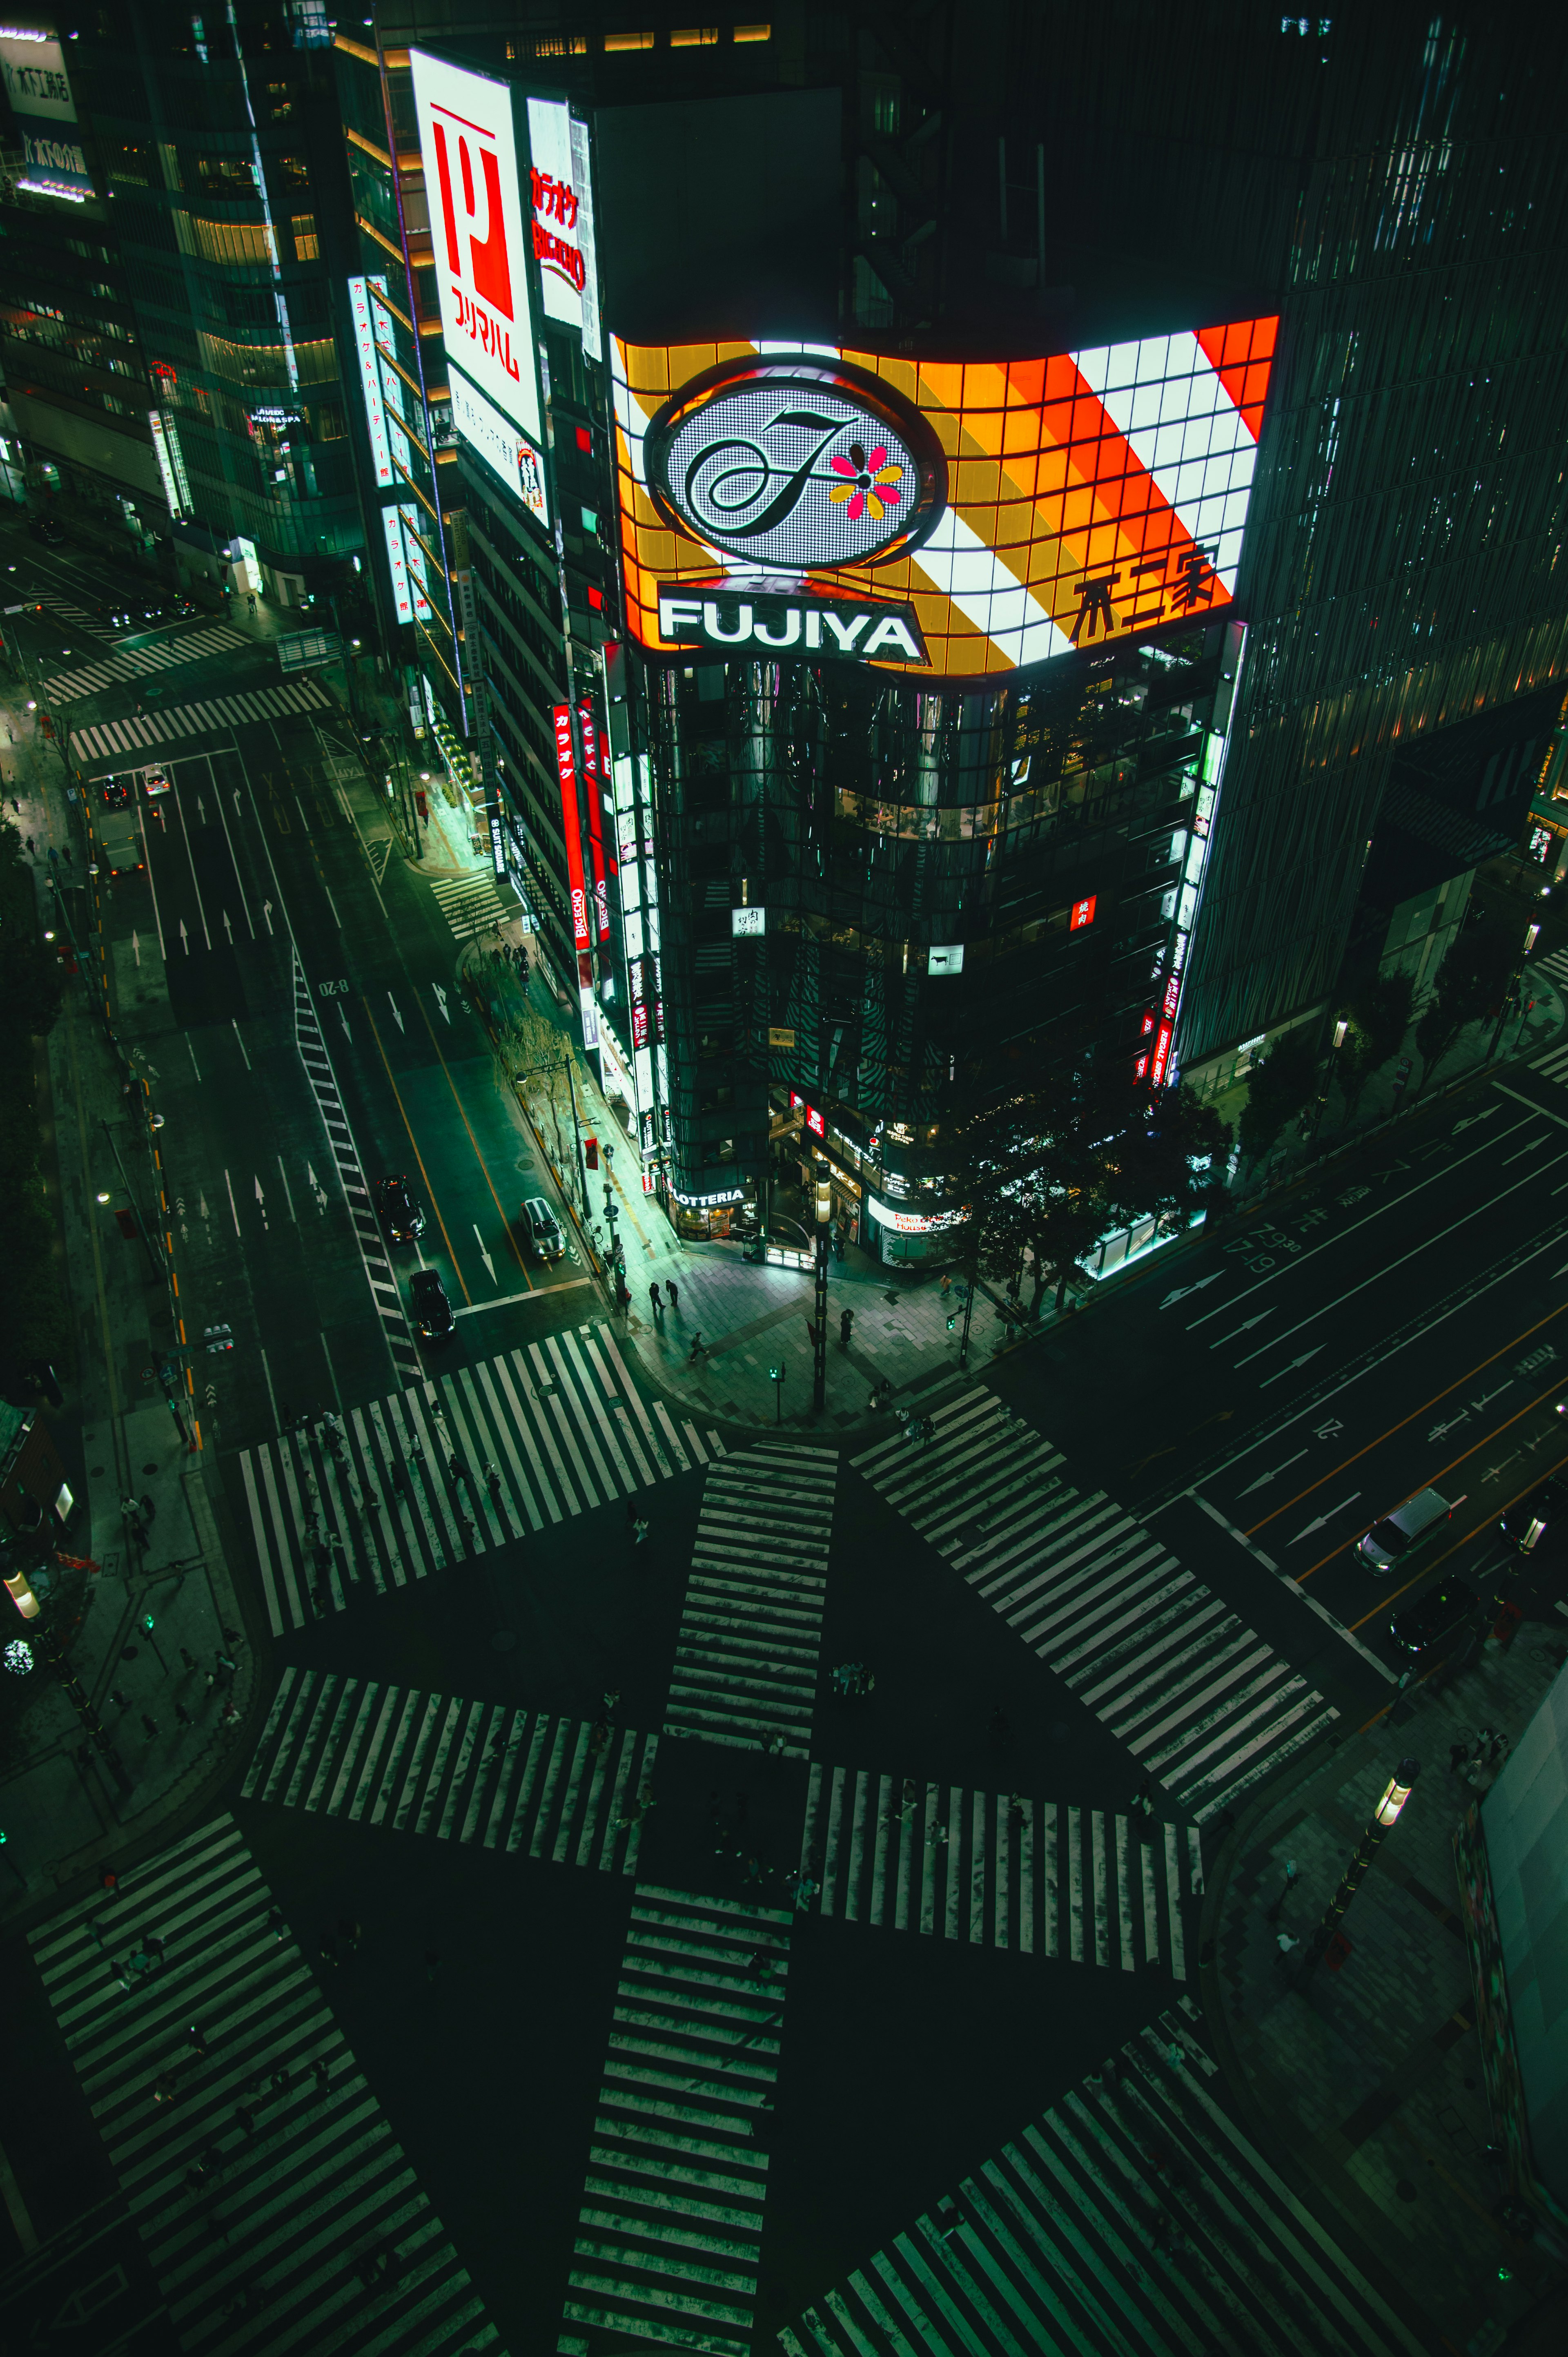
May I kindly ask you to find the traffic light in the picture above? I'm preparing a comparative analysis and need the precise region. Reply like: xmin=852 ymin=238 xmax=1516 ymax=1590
xmin=947 ymin=1312 xmax=956 ymax=1331
xmin=143 ymin=1612 xmax=155 ymax=1634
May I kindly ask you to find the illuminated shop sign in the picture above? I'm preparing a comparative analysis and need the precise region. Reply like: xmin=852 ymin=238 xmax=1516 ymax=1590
xmin=788 ymin=1090 xmax=825 ymax=1138
xmin=526 ymin=98 xmax=589 ymax=331
xmin=1 ymin=27 xmax=91 ymax=198
xmin=449 ymin=361 xmax=548 ymax=522
xmin=867 ymin=1197 xmax=965 ymax=1234
xmin=382 ymin=504 xmax=414 ymax=624
xmin=613 ymin=321 xmax=1277 ymax=680
xmin=553 ymin=702 xmax=592 ymax=952
xmin=656 ymin=588 xmax=925 ymax=664
xmin=1070 ymin=894 xmax=1097 ymax=931
xmin=347 ymin=274 xmax=393 ymax=488
xmin=409 ymin=49 xmax=540 ymax=444
xmin=1151 ymin=1018 xmax=1174 ymax=1088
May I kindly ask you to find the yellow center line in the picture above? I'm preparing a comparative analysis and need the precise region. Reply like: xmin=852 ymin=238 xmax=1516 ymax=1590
xmin=411 ymin=991 xmax=532 ymax=1282
xmin=1348 ymin=1445 xmax=1568 ymax=1630
xmin=361 ymin=995 xmax=473 ymax=1306
xmin=1247 ymin=1300 xmax=1568 ymax=1535
xmin=1293 ymin=1374 xmax=1568 ymax=1584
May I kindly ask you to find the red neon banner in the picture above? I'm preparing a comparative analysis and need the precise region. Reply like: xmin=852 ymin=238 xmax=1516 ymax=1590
xmin=1151 ymin=1018 xmax=1174 ymax=1087
xmin=1069 ymin=894 xmax=1097 ymax=932
xmin=577 ymin=697 xmax=611 ymax=942
xmin=553 ymin=703 xmax=592 ymax=952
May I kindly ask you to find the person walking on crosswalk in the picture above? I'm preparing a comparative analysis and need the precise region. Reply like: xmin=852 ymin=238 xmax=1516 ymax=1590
xmin=648 ymin=1282 xmax=663 ymax=1318
xmin=666 ymin=1280 xmax=679 ymax=1311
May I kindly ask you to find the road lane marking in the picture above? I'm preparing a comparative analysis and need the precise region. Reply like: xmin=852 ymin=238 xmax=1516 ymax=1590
xmin=361 ymin=994 xmax=473 ymax=1306
xmin=1186 ymin=1113 xmax=1539 ymax=1332
xmin=170 ymin=767 xmax=213 ymax=948
xmin=413 ymin=989 xmax=532 ymax=1280
xmin=1347 ymin=1447 xmax=1568 ymax=1629
xmin=1496 ymin=1081 xmax=1568 ymax=1129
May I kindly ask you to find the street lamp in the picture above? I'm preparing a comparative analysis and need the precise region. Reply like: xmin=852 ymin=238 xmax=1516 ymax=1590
xmin=769 ymin=1362 xmax=785 ymax=1424
xmin=1296 ymin=1756 xmax=1420 ymax=1987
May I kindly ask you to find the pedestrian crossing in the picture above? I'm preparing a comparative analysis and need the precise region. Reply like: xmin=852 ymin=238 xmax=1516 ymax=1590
xmin=781 ymin=1997 xmax=1424 ymax=2357
xmin=233 ymin=1325 xmax=725 ymax=1633
xmin=69 ymin=676 xmax=333 ymax=766
xmin=241 ymin=1666 xmax=660 ymax=1873
xmin=45 ymin=622 xmax=248 ymax=701
xmin=292 ymin=945 xmax=421 ymax=1386
xmin=38 ymin=593 xmax=99 ymax=634
xmin=664 ymin=1442 xmax=835 ymax=1758
xmin=800 ymin=1763 xmax=1200 ymax=1973
xmin=558 ymin=1885 xmax=791 ymax=2357
xmin=1529 ymin=1035 xmax=1568 ymax=1088
xmin=27 ymin=1815 xmax=506 ymax=2357
xmin=853 ymin=1390 xmax=1338 ymax=1825
xmin=1530 ymin=945 xmax=1568 ymax=988
xmin=428 ymin=870 xmax=514 ymax=942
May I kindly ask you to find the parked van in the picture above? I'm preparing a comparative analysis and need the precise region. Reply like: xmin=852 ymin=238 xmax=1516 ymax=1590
xmin=1355 ymin=1487 xmax=1453 ymax=1574
xmin=521 ymin=1196 xmax=564 ymax=1262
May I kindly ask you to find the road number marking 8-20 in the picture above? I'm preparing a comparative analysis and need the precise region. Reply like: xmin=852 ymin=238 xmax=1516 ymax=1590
xmin=317 ymin=979 xmax=350 ymax=997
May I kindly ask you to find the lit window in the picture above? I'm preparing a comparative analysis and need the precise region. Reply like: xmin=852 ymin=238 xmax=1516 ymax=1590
xmin=291 ymin=212 xmax=318 ymax=260
xmin=604 ymin=29 xmax=655 ymax=49
xmin=671 ymin=25 xmax=718 ymax=43
xmin=733 ymin=22 xmax=771 ymax=39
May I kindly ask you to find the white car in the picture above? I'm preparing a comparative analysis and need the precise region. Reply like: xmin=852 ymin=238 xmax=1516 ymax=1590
xmin=142 ymin=767 xmax=170 ymax=798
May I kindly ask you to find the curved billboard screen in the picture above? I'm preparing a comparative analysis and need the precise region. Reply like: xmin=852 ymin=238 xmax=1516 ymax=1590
xmin=610 ymin=320 xmax=1277 ymax=680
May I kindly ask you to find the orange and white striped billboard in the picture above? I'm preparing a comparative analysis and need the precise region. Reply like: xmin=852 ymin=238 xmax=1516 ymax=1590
xmin=610 ymin=319 xmax=1276 ymax=680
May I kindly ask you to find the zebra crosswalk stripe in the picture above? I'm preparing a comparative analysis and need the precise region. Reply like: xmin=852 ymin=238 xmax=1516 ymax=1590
xmin=1531 ymin=946 xmax=1568 ymax=984
xmin=664 ymin=1441 xmax=836 ymax=1757
xmin=45 ymin=624 xmax=249 ymax=702
xmin=799 ymin=1764 xmax=1198 ymax=1973
xmin=559 ymin=1884 xmax=792 ymax=2357
xmin=428 ymin=873 xmax=512 ymax=941
xmin=239 ymin=1669 xmax=659 ymax=1871
xmin=232 ymin=1332 xmax=726 ymax=1634
xmin=27 ymin=1815 xmax=507 ymax=2357
xmin=781 ymin=1998 xmax=1425 ymax=2357
xmin=69 ymin=676 xmax=333 ymax=764
xmin=853 ymin=1391 xmax=1337 ymax=1824
xmin=1529 ymin=1039 xmax=1568 ymax=1081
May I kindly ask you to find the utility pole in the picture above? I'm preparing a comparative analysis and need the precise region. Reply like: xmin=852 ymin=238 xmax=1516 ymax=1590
xmin=1296 ymin=1757 xmax=1420 ymax=1989
xmin=1490 ymin=923 xmax=1540 ymax=1061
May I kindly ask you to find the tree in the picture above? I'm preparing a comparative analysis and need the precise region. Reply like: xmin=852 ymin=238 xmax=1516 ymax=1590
xmin=0 ymin=821 xmax=66 ymax=1387
xmin=1415 ymin=915 xmax=1516 ymax=1088
xmin=1236 ymin=1026 xmax=1318 ymax=1166
xmin=950 ymin=1057 xmax=1231 ymax=1319
xmin=1336 ymin=969 xmax=1415 ymax=1122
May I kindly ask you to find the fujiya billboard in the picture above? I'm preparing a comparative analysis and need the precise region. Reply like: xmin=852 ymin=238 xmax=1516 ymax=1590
xmin=611 ymin=323 xmax=1277 ymax=679
xmin=409 ymin=49 xmax=540 ymax=446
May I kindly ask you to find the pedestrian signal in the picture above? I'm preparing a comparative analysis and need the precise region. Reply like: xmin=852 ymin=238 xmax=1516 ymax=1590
xmin=143 ymin=1612 xmax=155 ymax=1633
xmin=946 ymin=1313 xmax=956 ymax=1330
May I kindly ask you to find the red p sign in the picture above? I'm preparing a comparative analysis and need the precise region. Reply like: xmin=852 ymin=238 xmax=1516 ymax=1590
xmin=432 ymin=112 xmax=514 ymax=321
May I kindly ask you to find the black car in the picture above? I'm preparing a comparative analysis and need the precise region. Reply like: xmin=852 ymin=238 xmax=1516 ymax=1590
xmin=1499 ymin=1477 xmax=1568 ymax=1553
xmin=377 ymin=1174 xmax=425 ymax=1245
xmin=28 ymin=514 xmax=64 ymax=546
xmin=101 ymin=778 xmax=131 ymax=808
xmin=1390 ymin=1577 xmax=1477 ymax=1656
xmin=410 ymin=1268 xmax=454 ymax=1342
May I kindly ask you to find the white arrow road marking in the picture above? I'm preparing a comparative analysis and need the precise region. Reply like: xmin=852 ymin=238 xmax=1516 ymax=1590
xmin=1289 ymin=1492 xmax=1363 ymax=1545
xmin=474 ymin=1226 xmax=496 ymax=1283
xmin=276 ymin=1157 xmax=297 ymax=1224
xmin=337 ymin=1002 xmax=351 ymax=1041
xmin=254 ymin=1175 xmax=267 ymax=1231
xmin=1236 ymin=1449 xmax=1310 ymax=1499
xmin=222 ymin=909 xmax=233 ymax=943
xmin=197 ymin=794 xmax=206 ymax=823
xmin=388 ymin=990 xmax=404 ymax=1034
xmin=432 ymin=983 xmax=451 ymax=1024
xmin=223 ymin=1168 xmax=241 ymax=1238
xmin=231 ymin=1019 xmax=250 ymax=1071
xmin=261 ymin=898 xmax=274 ymax=935
xmin=1427 ymin=1412 xmax=1471 ymax=1443
xmin=1259 ymin=1347 xmax=1325 ymax=1388
xmin=131 ymin=930 xmax=141 ymax=966
xmin=306 ymin=1161 xmax=328 ymax=1212
xmin=198 ymin=1193 xmax=209 ymax=1224
xmin=1215 ymin=1308 xmax=1275 ymax=1352
xmin=178 ymin=917 xmax=189 ymax=955
xmin=1159 ymin=1272 xmax=1222 ymax=1310
xmin=1470 ymin=1383 xmax=1514 ymax=1411
xmin=1452 ymin=1106 xmax=1502 ymax=1136
xmin=234 ymin=789 xmax=243 ymax=814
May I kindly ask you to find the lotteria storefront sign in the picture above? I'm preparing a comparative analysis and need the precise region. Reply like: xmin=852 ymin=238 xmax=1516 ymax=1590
xmin=656 ymin=588 xmax=926 ymax=664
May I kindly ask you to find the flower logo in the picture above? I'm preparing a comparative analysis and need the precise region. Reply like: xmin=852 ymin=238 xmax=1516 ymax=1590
xmin=828 ymin=441 xmax=904 ymax=524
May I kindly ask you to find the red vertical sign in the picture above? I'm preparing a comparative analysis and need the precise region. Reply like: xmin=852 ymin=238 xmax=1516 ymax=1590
xmin=553 ymin=703 xmax=591 ymax=952
xmin=1151 ymin=1019 xmax=1174 ymax=1087
xmin=577 ymin=696 xmax=611 ymax=942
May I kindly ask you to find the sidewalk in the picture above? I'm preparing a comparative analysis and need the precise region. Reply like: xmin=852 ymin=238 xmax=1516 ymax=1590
xmin=1200 ymin=1620 xmax=1568 ymax=2354
xmin=0 ymin=698 xmax=259 ymax=1929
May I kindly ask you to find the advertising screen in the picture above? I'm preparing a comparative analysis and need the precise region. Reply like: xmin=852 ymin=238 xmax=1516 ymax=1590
xmin=0 ymin=28 xmax=92 ymax=200
xmin=409 ymin=49 xmax=540 ymax=445
xmin=525 ymin=96 xmax=600 ymax=359
xmin=610 ymin=322 xmax=1276 ymax=679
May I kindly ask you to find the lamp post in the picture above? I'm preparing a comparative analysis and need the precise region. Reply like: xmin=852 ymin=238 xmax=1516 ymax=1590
xmin=1490 ymin=923 xmax=1541 ymax=1061
xmin=1296 ymin=1757 xmax=1420 ymax=1989
xmin=812 ymin=1159 xmax=831 ymax=1411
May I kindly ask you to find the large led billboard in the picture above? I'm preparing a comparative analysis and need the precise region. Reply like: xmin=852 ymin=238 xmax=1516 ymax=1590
xmin=409 ymin=49 xmax=541 ymax=446
xmin=610 ymin=322 xmax=1277 ymax=679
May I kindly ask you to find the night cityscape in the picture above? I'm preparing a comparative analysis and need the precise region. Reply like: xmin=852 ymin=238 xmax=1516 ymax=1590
xmin=1 ymin=5 xmax=1567 ymax=2354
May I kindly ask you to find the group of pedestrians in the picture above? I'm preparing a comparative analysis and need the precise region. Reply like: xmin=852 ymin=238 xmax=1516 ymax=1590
xmin=1450 ymin=1725 xmax=1510 ymax=1783
xmin=829 ymin=1660 xmax=875 ymax=1700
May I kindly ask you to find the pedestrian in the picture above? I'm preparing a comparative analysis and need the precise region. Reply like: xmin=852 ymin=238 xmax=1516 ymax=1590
xmin=338 ymin=1917 xmax=360 ymax=1952
xmin=666 ymin=1280 xmax=679 ymax=1310
xmin=174 ymin=1701 xmax=192 ymax=1726
xmin=1266 ymin=1859 xmax=1300 ymax=1922
xmin=313 ymin=2056 xmax=331 ymax=2094
xmin=1165 ymin=2041 xmax=1185 ymax=2069
xmin=139 ymin=1492 xmax=156 ymax=1524
xmin=448 ymin=1452 xmax=463 ymax=1485
xmin=604 ymin=1688 xmax=620 ymax=1715
xmin=1276 ymin=1930 xmax=1299 ymax=1954
xmin=1449 ymin=1740 xmax=1470 ymax=1773
xmin=179 ymin=1647 xmax=198 ymax=1672
xmin=109 ymin=1958 xmax=134 ymax=1992
xmin=188 ymin=2024 xmax=210 ymax=2058
xmin=1133 ymin=1777 xmax=1154 ymax=1819
xmin=648 ymin=1282 xmax=663 ymax=1317
xmin=634 ymin=1512 xmax=649 ymax=1544
xmin=588 ymin=1718 xmax=610 ymax=1759
xmin=271 ymin=2064 xmax=290 ymax=2095
xmin=216 ymin=1647 xmax=236 ymax=1677
xmin=109 ymin=1687 xmax=129 ymax=1709
xmin=688 ymin=1331 xmax=704 ymax=1364
xmin=145 ymin=1933 xmax=166 ymax=1963
xmin=927 ymin=1818 xmax=949 ymax=1848
xmin=140 ymin=1713 xmax=160 ymax=1739
xmin=425 ymin=1949 xmax=440 ymax=1985
xmin=154 ymin=2072 xmax=180 ymax=2104
xmin=318 ymin=1931 xmax=339 ymax=1967
xmin=86 ymin=1917 xmax=108 ymax=1950
xmin=940 ymin=1273 xmax=951 ymax=1299
xmin=792 ymin=1874 xmax=819 ymax=1913
xmin=267 ymin=1904 xmax=286 ymax=1940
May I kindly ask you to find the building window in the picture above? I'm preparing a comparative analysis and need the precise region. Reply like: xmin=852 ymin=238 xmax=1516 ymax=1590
xmin=291 ymin=212 xmax=318 ymax=260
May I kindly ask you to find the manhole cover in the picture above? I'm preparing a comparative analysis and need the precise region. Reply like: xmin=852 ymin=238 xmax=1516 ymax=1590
xmin=142 ymin=1462 xmax=158 ymax=1475
xmin=91 ymin=1465 xmax=104 ymax=1477
xmin=1395 ymin=2179 xmax=1418 ymax=2203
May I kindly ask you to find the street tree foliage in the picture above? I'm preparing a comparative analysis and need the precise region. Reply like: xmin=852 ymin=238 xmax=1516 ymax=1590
xmin=1415 ymin=908 xmax=1517 ymax=1084
xmin=1336 ymin=969 xmax=1416 ymax=1120
xmin=1236 ymin=1026 xmax=1319 ymax=1165
xmin=0 ymin=821 xmax=66 ymax=1385
xmin=950 ymin=1055 xmax=1231 ymax=1318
